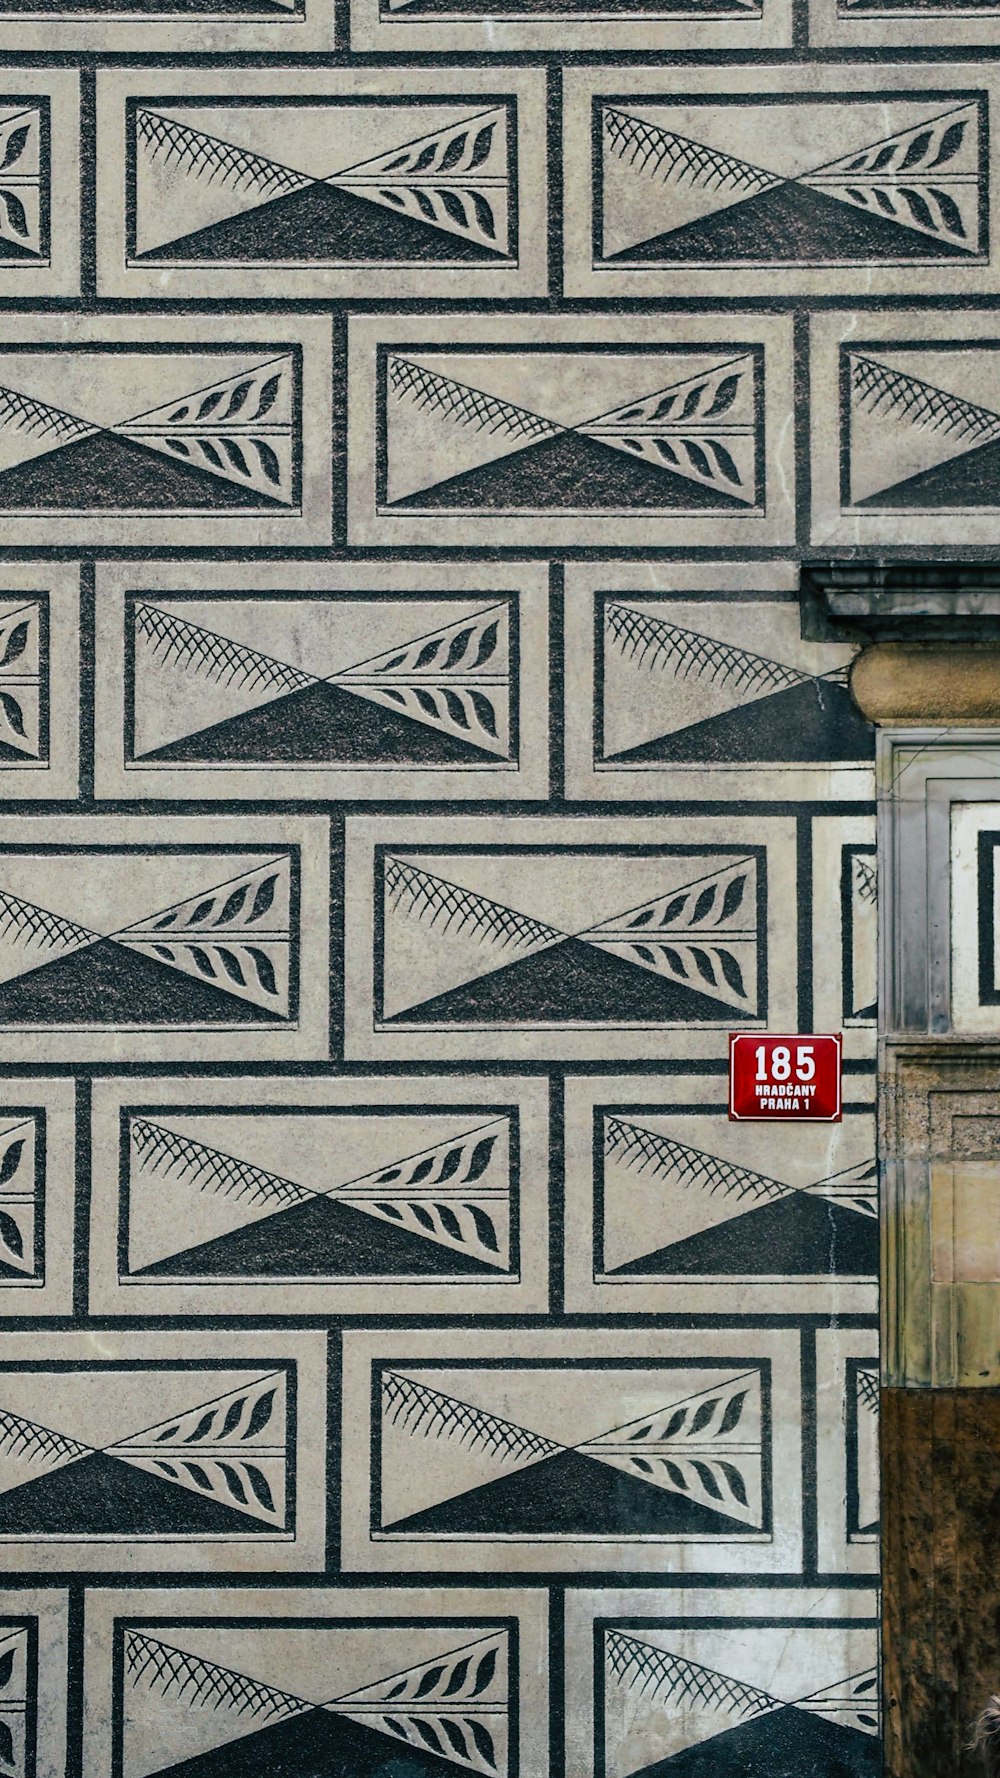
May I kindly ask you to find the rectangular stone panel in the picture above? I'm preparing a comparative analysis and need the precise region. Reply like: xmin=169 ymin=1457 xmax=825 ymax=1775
xmin=0 ymin=1590 xmax=69 ymax=1778
xmin=815 ymin=1329 xmax=880 ymax=1574
xmin=0 ymin=315 xmax=332 ymax=547
xmin=0 ymin=1329 xmax=326 ymax=1573
xmin=347 ymin=313 xmax=795 ymax=549
xmin=563 ymin=561 xmax=874 ymax=803
xmin=84 ymin=1584 xmax=548 ymax=1778
xmin=563 ymin=1072 xmax=878 ymax=1315
xmin=951 ymin=801 xmax=1000 ymax=1033
xmin=88 ymin=1072 xmax=549 ymax=1316
xmin=811 ymin=308 xmax=1000 ymax=546
xmin=809 ymin=0 xmax=1000 ymax=53
xmin=0 ymin=563 xmax=78 ymax=800
xmin=565 ymin=1586 xmax=881 ymax=1778
xmin=349 ymin=0 xmax=790 ymax=56
xmin=342 ymin=812 xmax=799 ymax=1063
xmin=0 ymin=1077 xmax=74 ymax=1317
xmin=564 ymin=64 xmax=998 ymax=300
xmin=811 ymin=814 xmax=878 ymax=1060
xmin=93 ymin=560 xmax=549 ymax=802
xmin=95 ymin=68 xmax=547 ymax=301
xmin=0 ymin=0 xmax=333 ymax=55
xmin=341 ymin=1326 xmax=803 ymax=1574
xmin=0 ymin=73 xmax=80 ymax=298
xmin=0 ymin=813 xmax=329 ymax=1061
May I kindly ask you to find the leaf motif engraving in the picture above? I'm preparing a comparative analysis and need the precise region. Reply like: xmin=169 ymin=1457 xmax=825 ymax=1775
xmin=0 ymin=1651 xmax=14 ymax=1693
xmin=473 ymin=1648 xmax=497 ymax=1694
xmin=442 ymin=1719 xmax=471 ymax=1758
xmin=244 ymin=1387 xmax=275 ymax=1438
xmin=0 ymin=191 xmax=28 ymax=250
xmin=253 ymin=374 xmax=281 ymax=419
xmin=719 ymin=1460 xmax=748 ymax=1506
xmin=704 ymin=373 xmax=741 ymax=417
xmin=466 ymin=1204 xmax=499 ymax=1252
xmin=438 ymin=1205 xmax=463 ymax=1241
xmin=415 ymin=1664 xmax=447 ymax=1699
xmin=219 ymin=438 xmax=250 ymax=478
xmin=438 ymin=131 xmax=469 ymax=172
xmin=219 ymin=886 xmax=251 ymax=925
xmin=466 ymin=1135 xmax=497 ymax=1180
xmin=690 ymin=1397 xmax=721 ymax=1435
xmin=469 ymin=124 xmax=495 ymax=167
xmin=0 ymin=1140 xmax=23 ymax=1187
xmin=719 ymin=1388 xmax=748 ymax=1434
xmin=471 ymin=620 xmax=499 ymax=667
xmin=244 ymin=1463 xmax=275 ymax=1511
xmin=468 ymin=691 xmax=498 ymax=737
xmin=0 ymin=1720 xmax=13 ymax=1770
xmin=705 ymin=440 xmax=741 ymax=485
xmin=0 ymin=622 xmax=28 ymax=669
xmin=218 ymin=1461 xmax=248 ymax=1504
xmin=443 ymin=626 xmax=474 ymax=669
xmin=691 ymin=946 xmax=717 ymax=985
xmin=0 ymin=125 xmax=29 ymax=173
xmin=0 ymin=1213 xmax=22 ymax=1260
xmin=933 ymin=189 xmax=966 ymax=237
xmin=721 ymin=876 xmax=747 ymax=921
xmin=254 ymin=440 xmax=281 ymax=485
xmin=250 ymin=875 xmax=276 ymax=922
xmin=245 ymin=947 xmax=277 ymax=997
xmin=469 ymin=1720 xmax=497 ymax=1768
xmin=898 ymin=129 xmax=932 ymax=170
xmin=221 ymin=1399 xmax=245 ymax=1437
xmin=930 ymin=119 xmax=966 ymax=166
xmin=183 ymin=1410 xmax=217 ymax=1444
xmin=692 ymin=1459 xmax=723 ymax=1499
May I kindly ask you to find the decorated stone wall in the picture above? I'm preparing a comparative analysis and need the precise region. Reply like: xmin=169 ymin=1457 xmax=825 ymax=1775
xmin=0 ymin=11 xmax=931 ymax=1772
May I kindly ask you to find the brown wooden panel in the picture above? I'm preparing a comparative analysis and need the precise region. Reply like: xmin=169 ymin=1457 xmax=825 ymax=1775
xmin=883 ymin=1386 xmax=1000 ymax=1778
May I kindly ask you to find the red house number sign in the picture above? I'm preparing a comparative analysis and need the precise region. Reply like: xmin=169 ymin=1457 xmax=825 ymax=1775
xmin=729 ymin=1033 xmax=842 ymax=1122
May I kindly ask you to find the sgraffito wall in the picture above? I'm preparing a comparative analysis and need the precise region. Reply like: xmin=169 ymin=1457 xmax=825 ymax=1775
xmin=0 ymin=10 xmax=935 ymax=1771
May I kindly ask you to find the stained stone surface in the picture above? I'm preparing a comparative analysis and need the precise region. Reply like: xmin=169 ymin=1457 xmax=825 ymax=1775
xmin=0 ymin=1 xmax=902 ymax=1772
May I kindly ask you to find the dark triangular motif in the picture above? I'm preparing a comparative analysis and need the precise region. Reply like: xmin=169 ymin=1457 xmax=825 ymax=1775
xmin=139 ymin=679 xmax=500 ymax=766
xmin=0 ymin=734 xmax=39 ymax=763
xmin=0 ymin=1448 xmax=257 ymax=1537
xmin=384 ymin=1445 xmax=750 ymax=1537
xmin=0 ymin=235 xmax=44 ymax=265
xmin=610 ymin=1191 xmax=878 ymax=1278
xmin=854 ymin=431 xmax=1000 ymax=509
xmin=387 ymin=428 xmax=750 ymax=512
xmin=148 ymin=1706 xmax=468 ymax=1778
xmin=0 ymin=937 xmax=285 ymax=1026
xmin=136 ymin=1192 xmax=503 ymax=1279
xmin=606 ymin=178 xmax=975 ymax=265
xmin=382 ymin=934 xmax=742 ymax=1026
xmin=628 ymin=1702 xmax=880 ymax=1778
xmin=607 ymin=678 xmax=875 ymax=765
xmin=0 ymin=430 xmax=281 ymax=512
xmin=135 ymin=180 xmax=504 ymax=266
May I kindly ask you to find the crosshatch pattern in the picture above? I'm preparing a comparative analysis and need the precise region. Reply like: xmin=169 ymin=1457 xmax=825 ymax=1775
xmin=0 ymin=0 xmax=930 ymax=1758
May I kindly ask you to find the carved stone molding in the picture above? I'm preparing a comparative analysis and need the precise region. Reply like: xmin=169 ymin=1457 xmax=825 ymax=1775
xmin=881 ymin=1040 xmax=1000 ymax=1390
